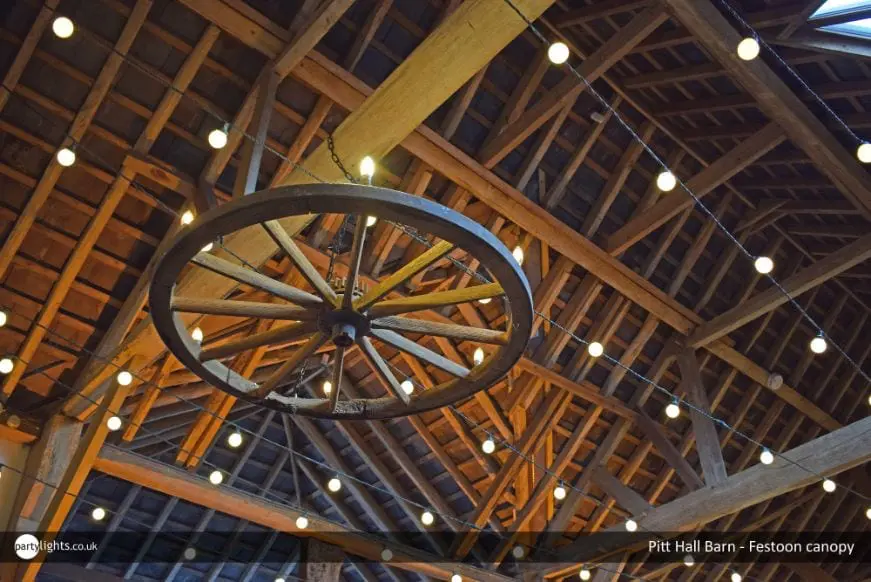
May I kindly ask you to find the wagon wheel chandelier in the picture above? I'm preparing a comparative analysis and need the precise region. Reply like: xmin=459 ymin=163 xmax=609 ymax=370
xmin=149 ymin=184 xmax=533 ymax=419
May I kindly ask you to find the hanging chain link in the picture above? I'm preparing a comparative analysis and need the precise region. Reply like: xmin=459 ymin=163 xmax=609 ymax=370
xmin=326 ymin=133 xmax=358 ymax=184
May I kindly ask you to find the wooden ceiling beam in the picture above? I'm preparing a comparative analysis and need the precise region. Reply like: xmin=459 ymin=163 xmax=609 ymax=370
xmin=0 ymin=0 xmax=58 ymax=111
xmin=94 ymin=446 xmax=515 ymax=582
xmin=661 ymin=0 xmax=871 ymax=219
xmin=688 ymin=233 xmax=871 ymax=348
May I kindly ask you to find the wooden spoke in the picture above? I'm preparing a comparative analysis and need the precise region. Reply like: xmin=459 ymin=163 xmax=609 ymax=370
xmin=370 ymin=329 xmax=470 ymax=379
xmin=371 ymin=316 xmax=509 ymax=345
xmin=343 ymin=218 xmax=369 ymax=309
xmin=354 ymin=240 xmax=455 ymax=310
xmin=358 ymin=336 xmax=411 ymax=405
xmin=263 ymin=220 xmax=339 ymax=306
xmin=171 ymin=297 xmax=319 ymax=320
xmin=253 ymin=332 xmax=328 ymax=397
xmin=330 ymin=346 xmax=345 ymax=412
xmin=191 ymin=252 xmax=322 ymax=306
xmin=368 ymin=282 xmax=503 ymax=318
xmin=199 ymin=321 xmax=319 ymax=362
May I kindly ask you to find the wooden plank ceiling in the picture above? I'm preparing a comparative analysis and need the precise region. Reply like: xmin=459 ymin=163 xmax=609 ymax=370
xmin=0 ymin=0 xmax=869 ymax=580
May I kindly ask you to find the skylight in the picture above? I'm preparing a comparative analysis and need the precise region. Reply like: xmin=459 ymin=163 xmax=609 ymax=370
xmin=810 ymin=0 xmax=871 ymax=40
xmin=812 ymin=0 xmax=871 ymax=18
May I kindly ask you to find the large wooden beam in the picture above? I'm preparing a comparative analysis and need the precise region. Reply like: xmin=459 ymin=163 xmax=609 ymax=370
xmin=661 ymin=0 xmax=871 ymax=218
xmin=688 ymin=233 xmax=871 ymax=347
xmin=677 ymin=349 xmax=727 ymax=486
xmin=63 ymin=0 xmax=557 ymax=417
xmin=93 ymin=447 xmax=515 ymax=582
xmin=542 ymin=415 xmax=871 ymax=576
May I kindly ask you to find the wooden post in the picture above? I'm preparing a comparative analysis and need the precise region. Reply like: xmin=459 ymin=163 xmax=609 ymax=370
xmin=302 ymin=538 xmax=345 ymax=581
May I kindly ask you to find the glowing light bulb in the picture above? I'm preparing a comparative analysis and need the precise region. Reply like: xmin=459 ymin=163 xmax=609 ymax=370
xmin=473 ymin=347 xmax=485 ymax=366
xmin=810 ymin=335 xmax=827 ymax=354
xmin=117 ymin=371 xmax=133 ymax=386
xmin=737 ymin=37 xmax=760 ymax=61
xmin=554 ymin=484 xmax=567 ymax=500
xmin=656 ymin=170 xmax=676 ymax=191
xmin=180 ymin=210 xmax=195 ymax=225
xmin=482 ymin=438 xmax=495 ymax=454
xmin=208 ymin=127 xmax=228 ymax=149
xmin=191 ymin=327 xmax=204 ymax=343
xmin=91 ymin=507 xmax=106 ymax=521
xmin=209 ymin=470 xmax=224 ymax=485
xmin=401 ymin=379 xmax=414 ymax=395
xmin=478 ymin=297 xmax=491 ymax=304
xmin=754 ymin=256 xmax=774 ymax=274
xmin=201 ymin=243 xmax=214 ymax=253
xmin=625 ymin=519 xmax=638 ymax=532
xmin=0 ymin=358 xmax=13 ymax=374
xmin=327 ymin=477 xmax=342 ymax=492
xmin=323 ymin=380 xmax=332 ymax=395
xmin=296 ymin=515 xmax=309 ymax=529
xmin=183 ymin=547 xmax=196 ymax=560
xmin=665 ymin=401 xmax=680 ymax=419
xmin=759 ymin=448 xmax=774 ymax=465
xmin=822 ymin=479 xmax=836 ymax=493
xmin=683 ymin=554 xmax=695 ymax=567
xmin=365 ymin=215 xmax=377 ymax=227
xmin=0 ymin=310 xmax=6 ymax=327
xmin=587 ymin=341 xmax=604 ymax=358
xmin=421 ymin=510 xmax=434 ymax=526
xmin=512 ymin=546 xmax=525 ymax=559
xmin=512 ymin=246 xmax=524 ymax=265
xmin=56 ymin=147 xmax=76 ymax=167
xmin=579 ymin=568 xmax=592 ymax=581
xmin=227 ymin=432 xmax=243 ymax=448
xmin=381 ymin=548 xmax=393 ymax=561
xmin=451 ymin=575 xmax=462 ymax=582
xmin=276 ymin=578 xmax=286 ymax=582
xmin=106 ymin=416 xmax=122 ymax=432
xmin=360 ymin=156 xmax=375 ymax=179
xmin=731 ymin=573 xmax=743 ymax=582
xmin=866 ymin=507 xmax=871 ymax=520
xmin=52 ymin=16 xmax=75 ymax=39
xmin=857 ymin=143 xmax=871 ymax=163
xmin=547 ymin=41 xmax=570 ymax=64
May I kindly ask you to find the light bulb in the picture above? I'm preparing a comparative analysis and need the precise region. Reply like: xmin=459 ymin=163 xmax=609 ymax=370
xmin=512 ymin=246 xmax=524 ymax=265
xmin=106 ymin=416 xmax=122 ymax=432
xmin=451 ymin=575 xmax=462 ymax=582
xmin=665 ymin=401 xmax=680 ymax=419
xmin=822 ymin=479 xmax=836 ymax=493
xmin=91 ymin=507 xmax=106 ymax=521
xmin=227 ymin=432 xmax=243 ymax=448
xmin=737 ymin=37 xmax=760 ymax=61
xmin=200 ymin=242 xmax=214 ymax=253
xmin=656 ymin=170 xmax=676 ymax=191
xmin=400 ymin=379 xmax=414 ymax=395
xmin=180 ymin=210 xmax=195 ymax=225
xmin=117 ymin=371 xmax=133 ymax=386
xmin=810 ymin=335 xmax=827 ymax=354
xmin=0 ymin=358 xmax=13 ymax=374
xmin=478 ymin=297 xmax=491 ymax=304
xmin=296 ymin=515 xmax=309 ymax=529
xmin=183 ymin=547 xmax=196 ymax=560
xmin=209 ymin=470 xmax=224 ymax=485
xmin=625 ymin=519 xmax=638 ymax=532
xmin=553 ymin=484 xmax=567 ymax=500
xmin=56 ymin=147 xmax=76 ymax=167
xmin=52 ymin=16 xmax=75 ymax=39
xmin=579 ymin=568 xmax=592 ymax=581
xmin=866 ymin=507 xmax=871 ymax=520
xmin=191 ymin=327 xmax=204 ymax=342
xmin=208 ymin=127 xmax=228 ymax=149
xmin=322 ymin=380 xmax=332 ymax=395
xmin=759 ymin=448 xmax=774 ymax=465
xmin=276 ymin=579 xmax=286 ymax=582
xmin=0 ymin=310 xmax=7 ymax=327
xmin=473 ymin=347 xmax=485 ymax=365
xmin=857 ymin=143 xmax=871 ymax=163
xmin=683 ymin=554 xmax=695 ymax=567
xmin=421 ymin=510 xmax=434 ymax=526
xmin=328 ymin=477 xmax=342 ymax=492
xmin=512 ymin=545 xmax=525 ymax=559
xmin=547 ymin=41 xmax=570 ymax=64
xmin=381 ymin=548 xmax=393 ymax=561
xmin=731 ymin=572 xmax=743 ymax=582
xmin=365 ymin=215 xmax=377 ymax=227
xmin=482 ymin=438 xmax=495 ymax=454
xmin=360 ymin=156 xmax=375 ymax=179
xmin=587 ymin=341 xmax=604 ymax=358
xmin=754 ymin=256 xmax=774 ymax=274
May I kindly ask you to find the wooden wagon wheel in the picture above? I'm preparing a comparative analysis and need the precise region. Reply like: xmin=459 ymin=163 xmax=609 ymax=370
xmin=149 ymin=184 xmax=533 ymax=420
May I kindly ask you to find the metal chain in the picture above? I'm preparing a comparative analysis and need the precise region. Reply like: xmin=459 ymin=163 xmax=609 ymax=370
xmin=326 ymin=133 xmax=358 ymax=184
